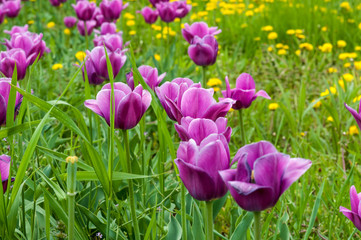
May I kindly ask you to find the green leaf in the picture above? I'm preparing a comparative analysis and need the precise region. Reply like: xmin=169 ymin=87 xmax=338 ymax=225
xmin=166 ymin=215 xmax=182 ymax=240
xmin=36 ymin=170 xmax=67 ymax=201
xmin=64 ymin=171 xmax=153 ymax=181
xmin=192 ymin=203 xmax=205 ymax=240
xmin=0 ymin=119 xmax=46 ymax=139
xmin=230 ymin=212 xmax=253 ymax=240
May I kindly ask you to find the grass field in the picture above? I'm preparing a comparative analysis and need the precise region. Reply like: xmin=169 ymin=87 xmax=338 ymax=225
xmin=1 ymin=0 xmax=361 ymax=239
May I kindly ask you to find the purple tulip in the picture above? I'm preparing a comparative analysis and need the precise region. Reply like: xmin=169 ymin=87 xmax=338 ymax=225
xmin=0 ymin=78 xmax=23 ymax=125
xmin=172 ymin=1 xmax=191 ymax=18
xmin=220 ymin=73 xmax=271 ymax=110
xmin=72 ymin=0 xmax=96 ymax=21
xmin=100 ymin=0 xmax=128 ymax=21
xmin=91 ymin=7 xmax=105 ymax=28
xmin=93 ymin=33 xmax=123 ymax=52
xmin=175 ymin=117 xmax=231 ymax=144
xmin=84 ymin=83 xmax=152 ymax=129
xmin=155 ymin=78 xmax=201 ymax=121
xmin=3 ymin=0 xmax=21 ymax=18
xmin=345 ymin=101 xmax=361 ymax=131
xmin=149 ymin=0 xmax=168 ymax=8
xmin=156 ymin=2 xmax=177 ymax=23
xmin=99 ymin=22 xmax=117 ymax=35
xmin=77 ymin=20 xmax=96 ymax=36
xmin=0 ymin=155 xmax=11 ymax=193
xmin=182 ymin=22 xmax=221 ymax=44
xmin=163 ymin=87 xmax=234 ymax=123
xmin=3 ymin=31 xmax=50 ymax=65
xmin=137 ymin=7 xmax=158 ymax=24
xmin=188 ymin=35 xmax=218 ymax=66
xmin=175 ymin=133 xmax=230 ymax=201
xmin=340 ymin=186 xmax=361 ymax=231
xmin=64 ymin=16 xmax=77 ymax=28
xmin=219 ymin=141 xmax=312 ymax=212
xmin=4 ymin=25 xmax=28 ymax=35
xmin=0 ymin=49 xmax=32 ymax=80
xmin=80 ymin=46 xmax=127 ymax=85
xmin=127 ymin=65 xmax=166 ymax=90
xmin=49 ymin=0 xmax=67 ymax=7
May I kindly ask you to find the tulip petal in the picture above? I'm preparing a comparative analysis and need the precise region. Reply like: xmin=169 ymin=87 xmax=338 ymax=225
xmin=0 ymin=95 xmax=6 ymax=125
xmin=177 ymin=140 xmax=198 ymax=165
xmin=232 ymin=141 xmax=278 ymax=166
xmin=181 ymin=88 xmax=215 ymax=118
xmin=84 ymin=99 xmax=104 ymax=118
xmin=188 ymin=118 xmax=218 ymax=145
xmin=350 ymin=186 xmax=360 ymax=214
xmin=0 ymin=155 xmax=11 ymax=182
xmin=345 ymin=103 xmax=361 ymax=130
xmin=228 ymin=181 xmax=274 ymax=211
xmin=236 ymin=73 xmax=255 ymax=90
xmin=340 ymin=206 xmax=361 ymax=231
xmin=255 ymin=90 xmax=271 ymax=99
xmin=116 ymin=92 xmax=143 ymax=129
xmin=175 ymin=158 xmax=217 ymax=201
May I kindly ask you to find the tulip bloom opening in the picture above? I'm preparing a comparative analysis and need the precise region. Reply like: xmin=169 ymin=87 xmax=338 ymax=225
xmin=219 ymin=141 xmax=312 ymax=212
xmin=340 ymin=186 xmax=361 ymax=231
xmin=0 ymin=78 xmax=23 ymax=126
xmin=0 ymin=155 xmax=11 ymax=193
xmin=84 ymin=82 xmax=151 ymax=129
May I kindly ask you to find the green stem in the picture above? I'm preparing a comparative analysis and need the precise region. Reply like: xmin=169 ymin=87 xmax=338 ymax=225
xmin=253 ymin=211 xmax=261 ymax=240
xmin=67 ymin=157 xmax=78 ymax=240
xmin=181 ymin=184 xmax=187 ymax=240
xmin=124 ymin=130 xmax=141 ymax=240
xmin=84 ymin=20 xmax=89 ymax=50
xmin=205 ymin=201 xmax=213 ymax=240
xmin=202 ymin=66 xmax=207 ymax=88
xmin=239 ymin=109 xmax=246 ymax=145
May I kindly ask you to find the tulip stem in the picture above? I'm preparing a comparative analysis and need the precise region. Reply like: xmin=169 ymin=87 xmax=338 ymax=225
xmin=67 ymin=157 xmax=78 ymax=240
xmin=84 ymin=20 xmax=89 ymax=50
xmin=239 ymin=109 xmax=246 ymax=145
xmin=253 ymin=211 xmax=262 ymax=240
xmin=123 ymin=130 xmax=141 ymax=240
xmin=205 ymin=201 xmax=213 ymax=240
xmin=181 ymin=184 xmax=187 ymax=240
xmin=202 ymin=66 xmax=207 ymax=88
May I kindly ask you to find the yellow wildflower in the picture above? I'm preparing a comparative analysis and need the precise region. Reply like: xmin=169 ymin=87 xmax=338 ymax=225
xmin=299 ymin=43 xmax=313 ymax=51
xmin=340 ymin=2 xmax=351 ymax=11
xmin=154 ymin=54 xmax=161 ymax=61
xmin=343 ymin=73 xmax=354 ymax=82
xmin=28 ymin=20 xmax=34 ymax=25
xmin=318 ymin=43 xmax=332 ymax=53
xmin=328 ymin=67 xmax=337 ymax=73
xmin=354 ymin=61 xmax=361 ymax=70
xmin=327 ymin=116 xmax=334 ymax=122
xmin=75 ymin=51 xmax=86 ymax=62
xmin=207 ymin=78 xmax=222 ymax=87
xmin=348 ymin=125 xmax=359 ymax=135
xmin=52 ymin=63 xmax=63 ymax=70
xmin=344 ymin=62 xmax=351 ymax=68
xmin=295 ymin=50 xmax=301 ymax=56
xmin=353 ymin=95 xmax=361 ymax=102
xmin=245 ymin=10 xmax=254 ymax=16
xmin=47 ymin=22 xmax=55 ymax=28
xmin=276 ymin=43 xmax=283 ymax=48
xmin=64 ymin=28 xmax=71 ymax=35
xmin=267 ymin=32 xmax=278 ymax=40
xmin=320 ymin=87 xmax=337 ymax=97
xmin=268 ymin=103 xmax=279 ymax=110
xmin=267 ymin=46 xmax=273 ymax=52
xmin=129 ymin=30 xmax=136 ymax=36
xmin=312 ymin=99 xmax=322 ymax=108
xmin=337 ymin=40 xmax=347 ymax=48
xmin=126 ymin=20 xmax=135 ymax=26
xmin=261 ymin=25 xmax=273 ymax=31
xmin=286 ymin=29 xmax=295 ymax=35
xmin=277 ymin=49 xmax=287 ymax=55
xmin=321 ymin=26 xmax=328 ymax=32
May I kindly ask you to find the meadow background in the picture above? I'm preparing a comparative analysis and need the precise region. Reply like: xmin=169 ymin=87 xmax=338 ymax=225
xmin=1 ymin=0 xmax=361 ymax=239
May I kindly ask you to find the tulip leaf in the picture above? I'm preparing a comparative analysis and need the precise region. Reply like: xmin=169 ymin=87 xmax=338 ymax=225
xmin=229 ymin=211 xmax=253 ymax=240
xmin=166 ymin=215 xmax=182 ymax=240
xmin=278 ymin=212 xmax=290 ymax=240
xmin=0 ymin=119 xmax=48 ymax=139
xmin=192 ymin=202 xmax=205 ymax=240
xmin=302 ymin=180 xmax=325 ymax=240
xmin=61 ymin=171 xmax=153 ymax=181
xmin=36 ymin=170 xmax=67 ymax=201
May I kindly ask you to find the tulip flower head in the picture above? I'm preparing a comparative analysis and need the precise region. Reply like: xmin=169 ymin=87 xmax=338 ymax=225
xmin=182 ymin=22 xmax=221 ymax=44
xmin=221 ymin=73 xmax=271 ymax=110
xmin=126 ymin=65 xmax=166 ymax=90
xmin=188 ymin=35 xmax=218 ymax=66
xmin=164 ymin=87 xmax=234 ymax=123
xmin=77 ymin=20 xmax=97 ymax=36
xmin=175 ymin=117 xmax=232 ymax=144
xmin=155 ymin=78 xmax=201 ymax=121
xmin=156 ymin=2 xmax=177 ymax=23
xmin=175 ymin=134 xmax=230 ymax=201
xmin=49 ymin=0 xmax=67 ymax=7
xmin=3 ymin=31 xmax=50 ymax=64
xmin=0 ymin=49 xmax=32 ymax=80
xmin=137 ymin=7 xmax=158 ymax=24
xmin=63 ymin=16 xmax=77 ymax=28
xmin=0 ymin=78 xmax=23 ymax=126
xmin=345 ymin=101 xmax=361 ymax=131
xmin=340 ymin=186 xmax=361 ymax=231
xmin=100 ymin=0 xmax=128 ymax=21
xmin=99 ymin=22 xmax=117 ymax=35
xmin=80 ymin=46 xmax=127 ymax=85
xmin=3 ymin=0 xmax=21 ymax=18
xmin=93 ymin=33 xmax=124 ymax=52
xmin=172 ymin=1 xmax=191 ymax=19
xmin=72 ymin=0 xmax=96 ymax=21
xmin=91 ymin=7 xmax=105 ymax=28
xmin=219 ymin=141 xmax=312 ymax=212
xmin=4 ymin=25 xmax=28 ymax=36
xmin=0 ymin=155 xmax=11 ymax=193
xmin=84 ymin=82 xmax=152 ymax=129
xmin=149 ymin=0 xmax=169 ymax=8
